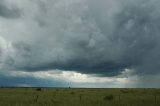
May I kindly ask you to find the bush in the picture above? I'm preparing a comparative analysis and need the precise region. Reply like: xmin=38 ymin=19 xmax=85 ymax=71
xmin=70 ymin=92 xmax=75 ymax=94
xmin=121 ymin=90 xmax=129 ymax=93
xmin=104 ymin=94 xmax=114 ymax=101
xmin=36 ymin=88 xmax=42 ymax=91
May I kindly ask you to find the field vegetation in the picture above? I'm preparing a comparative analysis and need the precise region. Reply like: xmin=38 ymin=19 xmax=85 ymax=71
xmin=0 ymin=88 xmax=160 ymax=106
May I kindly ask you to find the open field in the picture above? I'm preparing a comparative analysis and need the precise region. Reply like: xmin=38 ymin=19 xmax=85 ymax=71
xmin=0 ymin=88 xmax=160 ymax=106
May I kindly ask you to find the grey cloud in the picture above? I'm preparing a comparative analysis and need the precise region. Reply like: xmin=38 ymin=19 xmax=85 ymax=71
xmin=0 ymin=1 xmax=21 ymax=19
xmin=1 ymin=0 xmax=160 ymax=76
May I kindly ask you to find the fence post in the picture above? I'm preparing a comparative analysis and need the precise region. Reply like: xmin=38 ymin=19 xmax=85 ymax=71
xmin=119 ymin=95 xmax=121 ymax=102
xmin=80 ymin=94 xmax=82 ymax=101
xmin=155 ymin=95 xmax=157 ymax=104
xmin=35 ymin=95 xmax=39 ymax=102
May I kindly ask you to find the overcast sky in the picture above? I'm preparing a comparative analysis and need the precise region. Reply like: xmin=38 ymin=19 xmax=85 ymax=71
xmin=0 ymin=0 xmax=160 ymax=88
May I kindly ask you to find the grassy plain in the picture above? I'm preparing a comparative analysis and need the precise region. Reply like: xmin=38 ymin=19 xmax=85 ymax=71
xmin=0 ymin=88 xmax=160 ymax=106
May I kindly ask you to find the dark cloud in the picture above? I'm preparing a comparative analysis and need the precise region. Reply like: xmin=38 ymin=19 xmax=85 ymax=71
xmin=0 ymin=1 xmax=21 ymax=19
xmin=0 ymin=0 xmax=160 ymax=77
xmin=0 ymin=75 xmax=67 ymax=87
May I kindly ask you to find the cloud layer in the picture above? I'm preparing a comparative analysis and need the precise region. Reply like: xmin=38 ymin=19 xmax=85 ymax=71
xmin=0 ymin=0 xmax=160 ymax=78
xmin=0 ymin=0 xmax=21 ymax=19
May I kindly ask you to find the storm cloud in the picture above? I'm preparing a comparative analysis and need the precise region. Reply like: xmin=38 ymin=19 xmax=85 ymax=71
xmin=0 ymin=0 xmax=160 ymax=77
xmin=0 ymin=0 xmax=21 ymax=19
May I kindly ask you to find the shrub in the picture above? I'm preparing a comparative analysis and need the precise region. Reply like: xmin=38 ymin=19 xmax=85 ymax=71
xmin=70 ymin=92 xmax=75 ymax=94
xmin=104 ymin=94 xmax=114 ymax=101
xmin=121 ymin=90 xmax=129 ymax=93
xmin=36 ymin=88 xmax=42 ymax=91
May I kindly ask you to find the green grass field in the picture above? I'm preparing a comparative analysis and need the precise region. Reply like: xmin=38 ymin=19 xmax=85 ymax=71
xmin=0 ymin=88 xmax=160 ymax=106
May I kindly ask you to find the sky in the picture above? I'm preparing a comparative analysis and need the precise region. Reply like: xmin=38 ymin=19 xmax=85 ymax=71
xmin=0 ymin=0 xmax=160 ymax=88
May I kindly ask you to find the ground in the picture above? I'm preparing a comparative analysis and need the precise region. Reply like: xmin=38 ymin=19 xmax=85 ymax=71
xmin=0 ymin=88 xmax=160 ymax=106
